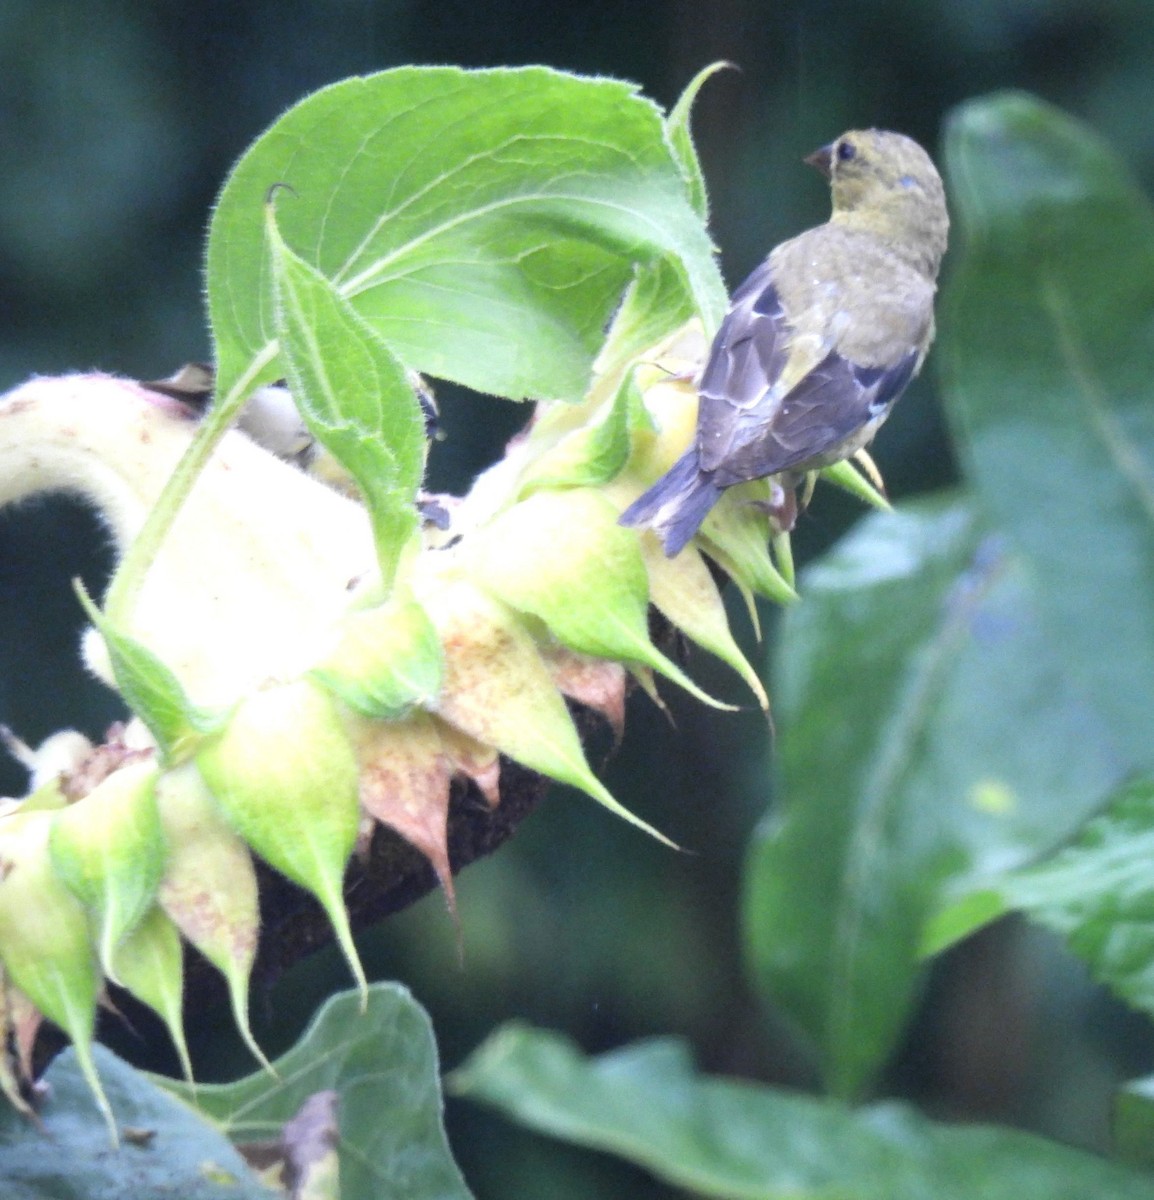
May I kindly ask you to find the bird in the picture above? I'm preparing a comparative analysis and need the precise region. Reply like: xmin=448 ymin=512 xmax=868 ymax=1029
xmin=619 ymin=128 xmax=949 ymax=557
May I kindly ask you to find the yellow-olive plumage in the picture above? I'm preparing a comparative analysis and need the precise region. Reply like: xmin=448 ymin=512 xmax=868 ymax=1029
xmin=620 ymin=128 xmax=949 ymax=556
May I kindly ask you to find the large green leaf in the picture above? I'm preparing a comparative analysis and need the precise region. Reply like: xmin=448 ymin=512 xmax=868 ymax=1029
xmin=451 ymin=1023 xmax=1154 ymax=1199
xmin=927 ymin=778 xmax=1154 ymax=1015
xmin=208 ymin=66 xmax=725 ymax=408
xmin=0 ymin=1045 xmax=273 ymax=1200
xmin=160 ymin=982 xmax=472 ymax=1200
xmin=744 ymin=495 xmax=1122 ymax=1098
xmin=941 ymin=91 xmax=1154 ymax=772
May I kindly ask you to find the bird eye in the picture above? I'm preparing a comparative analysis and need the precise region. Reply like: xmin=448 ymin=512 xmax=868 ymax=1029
xmin=836 ymin=140 xmax=856 ymax=162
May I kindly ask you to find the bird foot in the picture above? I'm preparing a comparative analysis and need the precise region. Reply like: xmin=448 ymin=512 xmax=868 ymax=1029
xmin=746 ymin=479 xmax=799 ymax=534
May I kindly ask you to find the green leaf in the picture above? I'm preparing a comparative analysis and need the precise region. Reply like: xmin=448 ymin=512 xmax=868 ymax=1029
xmin=267 ymin=207 xmax=425 ymax=593
xmin=73 ymin=583 xmax=218 ymax=761
xmin=208 ymin=66 xmax=725 ymax=409
xmin=588 ymin=56 xmax=729 ymax=386
xmin=0 ymin=1044 xmax=275 ymax=1199
xmin=451 ymin=1024 xmax=1154 ymax=1200
xmin=744 ymin=494 xmax=1122 ymax=1097
xmin=700 ymin=480 xmax=798 ymax=605
xmin=665 ymin=62 xmax=728 ymax=222
xmin=920 ymin=886 xmax=1009 ymax=955
xmin=160 ymin=983 xmax=472 ymax=1200
xmin=585 ymin=60 xmax=725 ymax=394
xmin=929 ymin=778 xmax=1154 ymax=1018
xmin=1118 ymin=1074 xmax=1154 ymax=1171
xmin=941 ymin=91 xmax=1154 ymax=773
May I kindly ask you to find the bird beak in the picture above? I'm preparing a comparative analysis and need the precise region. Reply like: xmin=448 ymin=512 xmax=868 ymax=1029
xmin=804 ymin=143 xmax=833 ymax=178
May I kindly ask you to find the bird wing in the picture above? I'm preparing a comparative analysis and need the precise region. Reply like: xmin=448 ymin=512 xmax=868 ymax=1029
xmin=707 ymin=346 xmax=918 ymax=485
xmin=696 ymin=269 xmax=921 ymax=485
xmin=697 ymin=262 xmax=792 ymax=457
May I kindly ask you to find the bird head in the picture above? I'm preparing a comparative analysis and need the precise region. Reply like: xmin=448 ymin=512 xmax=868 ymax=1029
xmin=806 ymin=129 xmax=949 ymax=276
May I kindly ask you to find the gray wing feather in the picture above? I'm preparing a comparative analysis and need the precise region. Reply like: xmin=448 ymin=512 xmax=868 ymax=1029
xmin=696 ymin=272 xmax=919 ymax=486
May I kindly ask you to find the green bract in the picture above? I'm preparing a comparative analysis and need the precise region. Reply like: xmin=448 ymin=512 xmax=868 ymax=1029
xmin=196 ymin=678 xmax=367 ymax=1003
xmin=49 ymin=759 xmax=164 ymax=978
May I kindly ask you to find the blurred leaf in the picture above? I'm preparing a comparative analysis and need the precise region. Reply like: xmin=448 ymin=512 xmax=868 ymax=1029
xmin=1118 ymin=1074 xmax=1154 ymax=1171
xmin=0 ymin=1044 xmax=273 ymax=1200
xmin=744 ymin=494 xmax=1122 ymax=1097
xmin=928 ymin=779 xmax=1154 ymax=1016
xmin=208 ymin=66 xmax=725 ymax=408
xmin=941 ymin=91 xmax=1154 ymax=773
xmin=160 ymin=982 xmax=472 ymax=1200
xmin=451 ymin=1023 xmax=1154 ymax=1199
xmin=267 ymin=207 xmax=425 ymax=593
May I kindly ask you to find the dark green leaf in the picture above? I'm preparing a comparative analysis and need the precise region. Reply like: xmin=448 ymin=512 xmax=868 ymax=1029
xmin=451 ymin=1023 xmax=1154 ymax=1199
xmin=930 ymin=778 xmax=1154 ymax=1018
xmin=941 ymin=91 xmax=1154 ymax=772
xmin=744 ymin=494 xmax=1122 ymax=1097
xmin=0 ymin=1045 xmax=273 ymax=1200
xmin=1118 ymin=1075 xmax=1154 ymax=1170
xmin=267 ymin=208 xmax=424 ymax=591
xmin=159 ymin=982 xmax=472 ymax=1200
xmin=208 ymin=67 xmax=725 ymax=408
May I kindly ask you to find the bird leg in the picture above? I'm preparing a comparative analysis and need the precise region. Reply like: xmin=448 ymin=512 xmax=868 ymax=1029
xmin=850 ymin=447 xmax=887 ymax=497
xmin=797 ymin=470 xmax=819 ymax=514
xmin=747 ymin=477 xmax=799 ymax=533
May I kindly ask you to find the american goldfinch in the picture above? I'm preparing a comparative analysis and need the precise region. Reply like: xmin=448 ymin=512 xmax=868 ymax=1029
xmin=620 ymin=128 xmax=949 ymax=556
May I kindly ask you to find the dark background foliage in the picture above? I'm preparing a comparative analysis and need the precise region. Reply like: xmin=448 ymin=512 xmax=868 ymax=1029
xmin=2 ymin=3 xmax=1152 ymax=1195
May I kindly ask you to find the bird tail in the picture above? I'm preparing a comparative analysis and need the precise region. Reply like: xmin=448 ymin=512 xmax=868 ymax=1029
xmin=618 ymin=449 xmax=723 ymax=557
